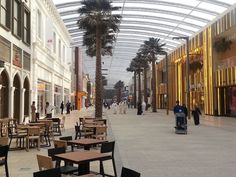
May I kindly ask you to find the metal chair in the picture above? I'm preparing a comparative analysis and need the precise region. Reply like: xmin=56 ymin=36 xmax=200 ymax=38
xmin=48 ymin=147 xmax=77 ymax=174
xmin=33 ymin=168 xmax=61 ymax=177
xmin=99 ymin=141 xmax=117 ymax=177
xmin=121 ymin=167 xmax=140 ymax=177
xmin=0 ymin=145 xmax=9 ymax=177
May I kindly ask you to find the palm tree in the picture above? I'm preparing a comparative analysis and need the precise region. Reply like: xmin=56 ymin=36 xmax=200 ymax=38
xmin=114 ymin=80 xmax=124 ymax=103
xmin=136 ymin=52 xmax=149 ymax=109
xmin=78 ymin=0 xmax=122 ymax=118
xmin=127 ymin=61 xmax=137 ymax=108
xmin=140 ymin=38 xmax=165 ymax=112
xmin=133 ymin=53 xmax=149 ymax=104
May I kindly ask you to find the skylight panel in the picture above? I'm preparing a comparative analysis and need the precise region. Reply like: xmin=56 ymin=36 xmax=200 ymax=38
xmin=124 ymin=3 xmax=191 ymax=14
xmin=184 ymin=18 xmax=207 ymax=26
xmin=197 ymin=2 xmax=227 ymax=13
xmin=172 ymin=30 xmax=193 ymax=36
xmin=152 ymin=0 xmax=199 ymax=6
xmin=178 ymin=24 xmax=199 ymax=32
xmin=190 ymin=11 xmax=216 ymax=20
xmin=120 ymin=23 xmax=173 ymax=32
xmin=122 ymin=11 xmax=184 ymax=21
xmin=120 ymin=29 xmax=168 ymax=37
xmin=61 ymin=14 xmax=79 ymax=20
xmin=215 ymin=0 xmax=236 ymax=5
xmin=123 ymin=18 xmax=178 ymax=27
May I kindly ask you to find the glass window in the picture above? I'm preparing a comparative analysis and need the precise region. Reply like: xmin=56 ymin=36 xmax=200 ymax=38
xmin=58 ymin=39 xmax=61 ymax=59
xmin=37 ymin=10 xmax=42 ymax=39
xmin=23 ymin=7 xmax=30 ymax=44
xmin=63 ymin=45 xmax=65 ymax=62
xmin=13 ymin=0 xmax=21 ymax=37
xmin=53 ymin=32 xmax=56 ymax=53
xmin=0 ymin=0 xmax=10 ymax=28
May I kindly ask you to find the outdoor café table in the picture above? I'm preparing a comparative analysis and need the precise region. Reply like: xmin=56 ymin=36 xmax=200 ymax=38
xmin=54 ymin=150 xmax=110 ymax=175
xmin=67 ymin=138 xmax=107 ymax=151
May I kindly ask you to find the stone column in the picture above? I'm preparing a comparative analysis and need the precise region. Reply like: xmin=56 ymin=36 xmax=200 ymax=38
xmin=20 ymin=88 xmax=26 ymax=122
xmin=10 ymin=86 xmax=15 ymax=118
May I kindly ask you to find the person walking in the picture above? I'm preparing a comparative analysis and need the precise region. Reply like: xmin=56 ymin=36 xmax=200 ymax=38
xmin=137 ymin=102 xmax=142 ymax=115
xmin=142 ymin=101 xmax=146 ymax=115
xmin=182 ymin=103 xmax=188 ymax=124
xmin=31 ymin=101 xmax=36 ymax=122
xmin=60 ymin=101 xmax=64 ymax=115
xmin=192 ymin=104 xmax=201 ymax=125
xmin=45 ymin=102 xmax=54 ymax=118
xmin=66 ymin=101 xmax=71 ymax=114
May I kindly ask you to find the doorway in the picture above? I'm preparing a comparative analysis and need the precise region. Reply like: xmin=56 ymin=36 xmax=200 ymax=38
xmin=0 ymin=70 xmax=9 ymax=118
xmin=13 ymin=74 xmax=21 ymax=122
xmin=24 ymin=77 xmax=30 ymax=117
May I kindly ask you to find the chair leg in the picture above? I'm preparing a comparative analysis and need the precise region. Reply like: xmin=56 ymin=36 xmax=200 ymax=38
xmin=99 ymin=160 xmax=105 ymax=177
xmin=112 ymin=158 xmax=117 ymax=177
xmin=5 ymin=161 xmax=9 ymax=177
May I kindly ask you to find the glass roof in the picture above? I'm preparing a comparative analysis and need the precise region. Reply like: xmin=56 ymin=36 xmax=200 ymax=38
xmin=52 ymin=0 xmax=236 ymax=86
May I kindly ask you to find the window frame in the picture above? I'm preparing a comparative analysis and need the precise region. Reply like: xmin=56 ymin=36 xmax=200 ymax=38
xmin=0 ymin=0 xmax=11 ymax=30
xmin=22 ymin=4 xmax=30 ymax=45
xmin=12 ymin=0 xmax=22 ymax=39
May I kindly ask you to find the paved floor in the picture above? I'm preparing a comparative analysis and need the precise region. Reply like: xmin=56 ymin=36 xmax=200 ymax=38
xmin=1 ymin=108 xmax=236 ymax=177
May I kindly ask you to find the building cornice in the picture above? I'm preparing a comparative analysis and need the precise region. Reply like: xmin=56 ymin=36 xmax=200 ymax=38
xmin=39 ymin=0 xmax=72 ymax=44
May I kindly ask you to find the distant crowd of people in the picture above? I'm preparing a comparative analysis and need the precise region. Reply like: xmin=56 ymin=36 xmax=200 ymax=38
xmin=111 ymin=101 xmax=128 ymax=114
xmin=30 ymin=100 xmax=73 ymax=121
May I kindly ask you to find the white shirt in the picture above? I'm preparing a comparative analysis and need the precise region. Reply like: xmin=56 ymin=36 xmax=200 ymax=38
xmin=45 ymin=105 xmax=54 ymax=114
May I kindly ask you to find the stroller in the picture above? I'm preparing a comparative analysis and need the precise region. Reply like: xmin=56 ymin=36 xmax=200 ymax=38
xmin=175 ymin=111 xmax=187 ymax=134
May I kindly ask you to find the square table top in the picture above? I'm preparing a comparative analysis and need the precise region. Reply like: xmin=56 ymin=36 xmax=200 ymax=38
xmin=68 ymin=138 xmax=106 ymax=146
xmin=54 ymin=150 xmax=110 ymax=164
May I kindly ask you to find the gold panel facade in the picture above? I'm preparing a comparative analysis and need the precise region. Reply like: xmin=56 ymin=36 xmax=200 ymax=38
xmin=203 ymin=27 xmax=215 ymax=115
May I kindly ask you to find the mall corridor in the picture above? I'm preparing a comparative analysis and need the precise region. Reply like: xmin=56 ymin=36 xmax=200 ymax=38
xmin=2 ymin=109 xmax=236 ymax=177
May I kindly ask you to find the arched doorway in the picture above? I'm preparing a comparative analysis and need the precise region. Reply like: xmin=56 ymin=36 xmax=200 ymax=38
xmin=0 ymin=70 xmax=9 ymax=118
xmin=13 ymin=74 xmax=21 ymax=122
xmin=24 ymin=77 xmax=30 ymax=117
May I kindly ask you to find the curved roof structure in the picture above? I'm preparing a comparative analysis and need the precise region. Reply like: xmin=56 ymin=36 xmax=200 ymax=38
xmin=53 ymin=0 xmax=236 ymax=87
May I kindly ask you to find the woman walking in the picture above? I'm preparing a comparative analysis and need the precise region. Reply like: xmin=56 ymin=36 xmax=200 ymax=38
xmin=192 ymin=104 xmax=201 ymax=125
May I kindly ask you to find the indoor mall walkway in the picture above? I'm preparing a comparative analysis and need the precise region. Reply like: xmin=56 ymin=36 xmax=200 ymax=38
xmin=1 ymin=108 xmax=236 ymax=177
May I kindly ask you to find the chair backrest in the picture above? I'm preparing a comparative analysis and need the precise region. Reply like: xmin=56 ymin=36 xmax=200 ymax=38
xmin=0 ymin=145 xmax=9 ymax=159
xmin=0 ymin=137 xmax=9 ymax=146
xmin=33 ymin=168 xmax=61 ymax=177
xmin=101 ymin=141 xmax=115 ymax=155
xmin=53 ymin=139 xmax=67 ymax=149
xmin=121 ymin=167 xmax=141 ymax=177
xmin=28 ymin=127 xmax=40 ymax=136
xmin=95 ymin=126 xmax=107 ymax=134
xmin=36 ymin=154 xmax=54 ymax=171
xmin=59 ymin=136 xmax=72 ymax=141
xmin=48 ymin=147 xmax=66 ymax=161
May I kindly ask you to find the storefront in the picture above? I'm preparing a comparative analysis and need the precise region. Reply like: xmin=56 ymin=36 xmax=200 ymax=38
xmin=54 ymin=85 xmax=62 ymax=113
xmin=37 ymin=80 xmax=51 ymax=116
xmin=215 ymin=66 xmax=236 ymax=117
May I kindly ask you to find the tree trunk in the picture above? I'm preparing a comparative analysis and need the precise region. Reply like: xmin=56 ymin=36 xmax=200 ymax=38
xmin=143 ymin=67 xmax=148 ymax=110
xmin=152 ymin=59 xmax=157 ymax=112
xmin=138 ymin=71 xmax=141 ymax=103
xmin=95 ymin=25 xmax=103 ymax=118
xmin=133 ymin=71 xmax=137 ymax=108
xmin=117 ymin=89 xmax=121 ymax=103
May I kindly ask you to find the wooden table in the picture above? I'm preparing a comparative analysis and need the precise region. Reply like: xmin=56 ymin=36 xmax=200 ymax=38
xmin=55 ymin=150 xmax=110 ymax=175
xmin=68 ymin=138 xmax=107 ymax=151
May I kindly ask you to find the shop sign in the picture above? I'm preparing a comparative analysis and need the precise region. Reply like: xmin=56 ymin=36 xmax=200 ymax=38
xmin=37 ymin=82 xmax=45 ymax=91
xmin=0 ymin=36 xmax=10 ymax=63
xmin=13 ymin=45 xmax=22 ymax=68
